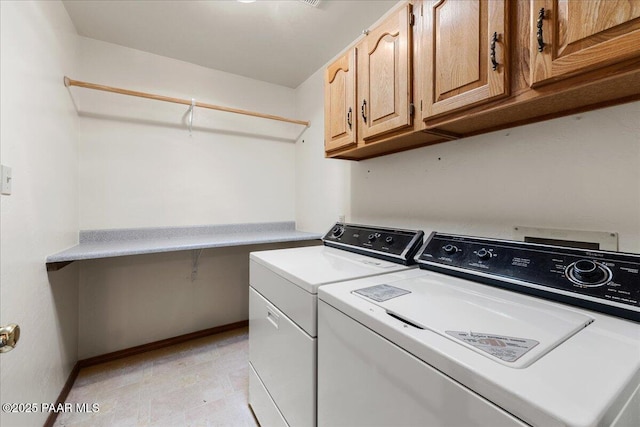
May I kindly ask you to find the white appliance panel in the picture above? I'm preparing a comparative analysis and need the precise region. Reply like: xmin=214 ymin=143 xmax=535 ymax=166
xmin=318 ymin=270 xmax=640 ymax=427
xmin=361 ymin=275 xmax=594 ymax=368
xmin=250 ymin=245 xmax=407 ymax=294
xmin=250 ymin=259 xmax=317 ymax=336
xmin=248 ymin=364 xmax=288 ymax=427
xmin=611 ymin=382 xmax=640 ymax=427
xmin=318 ymin=300 xmax=527 ymax=427
xmin=249 ymin=287 xmax=315 ymax=427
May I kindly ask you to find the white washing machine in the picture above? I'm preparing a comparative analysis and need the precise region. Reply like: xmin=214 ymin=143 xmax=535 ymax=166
xmin=248 ymin=223 xmax=424 ymax=427
xmin=318 ymin=232 xmax=640 ymax=427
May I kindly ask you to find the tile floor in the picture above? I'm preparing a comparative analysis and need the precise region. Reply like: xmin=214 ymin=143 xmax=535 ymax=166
xmin=55 ymin=327 xmax=259 ymax=427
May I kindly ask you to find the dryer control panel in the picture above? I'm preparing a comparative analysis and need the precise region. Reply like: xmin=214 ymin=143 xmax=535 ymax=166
xmin=323 ymin=223 xmax=424 ymax=265
xmin=416 ymin=233 xmax=640 ymax=322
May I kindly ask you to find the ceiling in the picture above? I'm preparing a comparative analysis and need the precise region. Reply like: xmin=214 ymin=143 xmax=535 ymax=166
xmin=62 ymin=0 xmax=397 ymax=88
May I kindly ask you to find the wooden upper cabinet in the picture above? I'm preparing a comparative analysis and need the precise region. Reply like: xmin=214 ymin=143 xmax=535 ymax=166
xmin=325 ymin=49 xmax=356 ymax=153
xmin=359 ymin=4 xmax=413 ymax=142
xmin=530 ymin=0 xmax=640 ymax=87
xmin=422 ymin=0 xmax=509 ymax=120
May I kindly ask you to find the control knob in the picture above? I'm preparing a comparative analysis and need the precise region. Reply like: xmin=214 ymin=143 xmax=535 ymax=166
xmin=331 ymin=226 xmax=345 ymax=238
xmin=385 ymin=236 xmax=394 ymax=244
xmin=368 ymin=233 xmax=381 ymax=242
xmin=477 ymin=248 xmax=491 ymax=260
xmin=567 ymin=259 xmax=611 ymax=287
xmin=443 ymin=244 xmax=458 ymax=255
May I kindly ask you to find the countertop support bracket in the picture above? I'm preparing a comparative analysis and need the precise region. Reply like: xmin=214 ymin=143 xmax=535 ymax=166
xmin=191 ymin=249 xmax=203 ymax=281
xmin=46 ymin=261 xmax=74 ymax=272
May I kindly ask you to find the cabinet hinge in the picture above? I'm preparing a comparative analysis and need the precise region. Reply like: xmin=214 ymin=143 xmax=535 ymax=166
xmin=410 ymin=14 xmax=415 ymax=26
xmin=410 ymin=103 xmax=415 ymax=116
xmin=420 ymin=100 xmax=423 ymax=111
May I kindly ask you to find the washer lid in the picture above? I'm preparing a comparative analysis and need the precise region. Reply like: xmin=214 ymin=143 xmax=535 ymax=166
xmin=251 ymin=246 xmax=412 ymax=293
xmin=320 ymin=270 xmax=640 ymax=426
xmin=358 ymin=275 xmax=594 ymax=368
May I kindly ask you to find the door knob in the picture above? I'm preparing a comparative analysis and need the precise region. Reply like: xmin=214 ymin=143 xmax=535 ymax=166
xmin=0 ymin=323 xmax=20 ymax=353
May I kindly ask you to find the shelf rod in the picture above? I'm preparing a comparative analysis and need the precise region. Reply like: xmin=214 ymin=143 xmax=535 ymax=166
xmin=63 ymin=76 xmax=310 ymax=127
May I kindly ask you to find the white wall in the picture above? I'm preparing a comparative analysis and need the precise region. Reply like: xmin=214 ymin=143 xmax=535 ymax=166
xmin=76 ymin=37 xmax=300 ymax=229
xmin=0 ymin=2 xmax=79 ymax=426
xmin=74 ymin=38 xmax=319 ymax=358
xmin=295 ymin=68 xmax=351 ymax=233
xmin=294 ymin=66 xmax=640 ymax=252
xmin=78 ymin=241 xmax=317 ymax=359
xmin=349 ymin=102 xmax=640 ymax=252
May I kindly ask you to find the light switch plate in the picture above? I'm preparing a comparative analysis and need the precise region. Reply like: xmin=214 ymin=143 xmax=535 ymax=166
xmin=1 ymin=165 xmax=12 ymax=195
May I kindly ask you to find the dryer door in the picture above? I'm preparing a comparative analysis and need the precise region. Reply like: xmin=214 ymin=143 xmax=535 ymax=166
xmin=249 ymin=287 xmax=315 ymax=427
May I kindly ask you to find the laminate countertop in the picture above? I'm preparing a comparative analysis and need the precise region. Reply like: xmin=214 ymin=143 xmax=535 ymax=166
xmin=46 ymin=222 xmax=322 ymax=268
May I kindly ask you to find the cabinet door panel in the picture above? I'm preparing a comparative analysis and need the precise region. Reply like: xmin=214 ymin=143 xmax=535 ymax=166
xmin=530 ymin=0 xmax=640 ymax=87
xmin=325 ymin=49 xmax=356 ymax=152
xmin=369 ymin=35 xmax=398 ymax=122
xmin=435 ymin=0 xmax=482 ymax=97
xmin=360 ymin=4 xmax=412 ymax=142
xmin=423 ymin=0 xmax=508 ymax=120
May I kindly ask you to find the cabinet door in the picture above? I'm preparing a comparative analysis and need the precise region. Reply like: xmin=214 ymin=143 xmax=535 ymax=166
xmin=325 ymin=49 xmax=356 ymax=152
xmin=359 ymin=4 xmax=413 ymax=142
xmin=530 ymin=0 xmax=640 ymax=87
xmin=422 ymin=0 xmax=508 ymax=120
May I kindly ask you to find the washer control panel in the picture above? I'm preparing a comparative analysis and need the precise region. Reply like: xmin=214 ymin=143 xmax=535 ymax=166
xmin=416 ymin=232 xmax=640 ymax=322
xmin=323 ymin=223 xmax=424 ymax=265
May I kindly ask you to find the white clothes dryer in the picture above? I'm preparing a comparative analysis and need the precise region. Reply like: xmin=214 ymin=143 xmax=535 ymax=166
xmin=248 ymin=223 xmax=424 ymax=427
